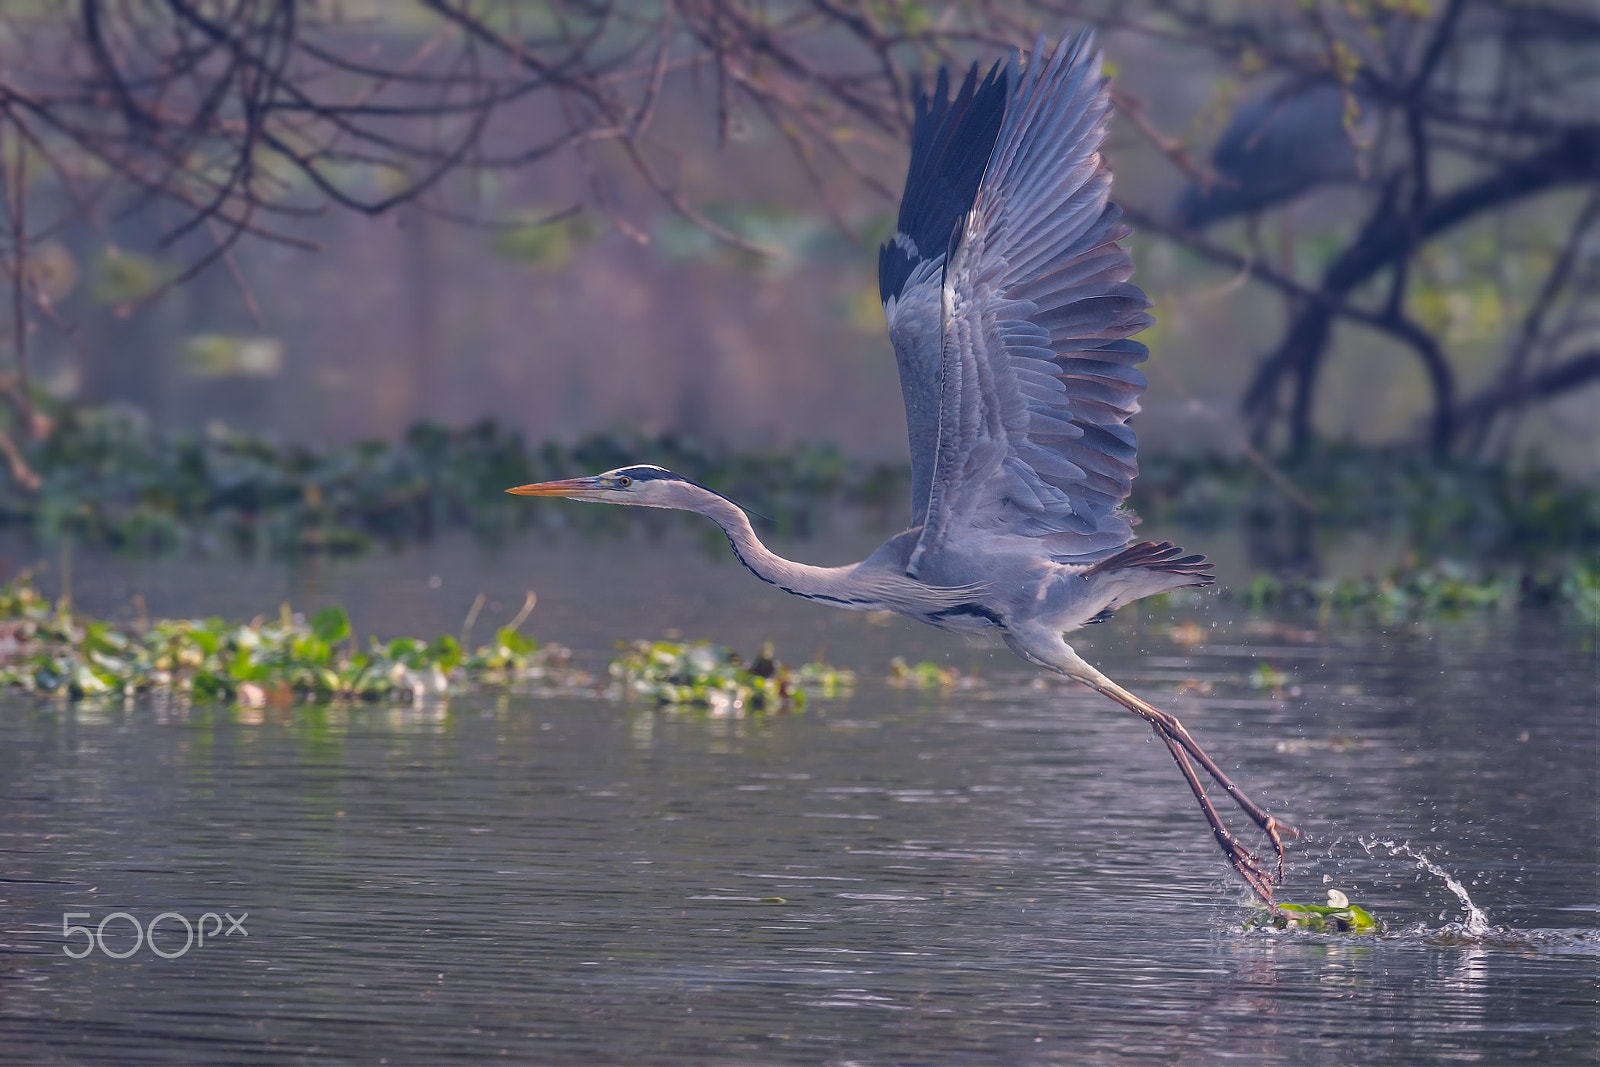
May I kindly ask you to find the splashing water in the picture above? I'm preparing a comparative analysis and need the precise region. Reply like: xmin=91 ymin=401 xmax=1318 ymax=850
xmin=1363 ymin=838 xmax=1493 ymax=937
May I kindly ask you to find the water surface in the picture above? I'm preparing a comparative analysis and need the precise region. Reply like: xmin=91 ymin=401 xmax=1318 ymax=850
xmin=1 ymin=534 xmax=1594 ymax=1063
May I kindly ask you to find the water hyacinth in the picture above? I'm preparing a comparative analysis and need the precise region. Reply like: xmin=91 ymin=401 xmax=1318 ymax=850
xmin=0 ymin=578 xmax=863 ymax=713
xmin=609 ymin=639 xmax=854 ymax=714
xmin=886 ymin=656 xmax=981 ymax=690
xmin=0 ymin=578 xmax=583 ymax=704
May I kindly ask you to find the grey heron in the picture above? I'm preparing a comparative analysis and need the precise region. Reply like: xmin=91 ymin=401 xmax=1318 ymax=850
xmin=1176 ymin=74 xmax=1379 ymax=231
xmin=510 ymin=32 xmax=1294 ymax=904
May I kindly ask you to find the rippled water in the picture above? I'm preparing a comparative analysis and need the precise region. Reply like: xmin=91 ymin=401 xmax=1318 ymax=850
xmin=1 ymin=533 xmax=1595 ymax=1063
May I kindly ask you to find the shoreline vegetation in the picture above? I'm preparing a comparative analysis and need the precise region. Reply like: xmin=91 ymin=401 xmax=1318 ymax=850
xmin=2 ymin=409 xmax=1596 ymax=623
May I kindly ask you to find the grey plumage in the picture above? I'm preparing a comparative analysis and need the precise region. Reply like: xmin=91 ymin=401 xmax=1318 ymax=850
xmin=511 ymin=33 xmax=1293 ymax=906
xmin=1176 ymin=75 xmax=1378 ymax=230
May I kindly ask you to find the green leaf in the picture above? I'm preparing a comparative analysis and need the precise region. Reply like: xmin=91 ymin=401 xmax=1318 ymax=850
xmin=428 ymin=634 xmax=463 ymax=674
xmin=290 ymin=634 xmax=332 ymax=666
xmin=188 ymin=626 xmax=221 ymax=656
xmin=386 ymin=637 xmax=423 ymax=664
xmin=311 ymin=606 xmax=351 ymax=644
xmin=1248 ymin=897 xmax=1380 ymax=934
xmin=495 ymin=626 xmax=536 ymax=656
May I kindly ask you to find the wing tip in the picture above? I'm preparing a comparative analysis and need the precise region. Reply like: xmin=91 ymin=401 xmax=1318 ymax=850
xmin=880 ymin=50 xmax=1013 ymax=303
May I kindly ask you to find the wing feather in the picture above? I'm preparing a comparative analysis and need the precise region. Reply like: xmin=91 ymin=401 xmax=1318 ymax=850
xmin=909 ymin=32 xmax=1155 ymax=572
xmin=879 ymin=59 xmax=1011 ymax=527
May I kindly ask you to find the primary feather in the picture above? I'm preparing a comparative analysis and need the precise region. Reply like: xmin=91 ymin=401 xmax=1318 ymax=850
xmin=880 ymin=34 xmax=1153 ymax=571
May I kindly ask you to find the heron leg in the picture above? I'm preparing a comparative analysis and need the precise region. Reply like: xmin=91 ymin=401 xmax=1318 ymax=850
xmin=1146 ymin=717 xmax=1283 ymax=905
xmin=1049 ymin=644 xmax=1297 ymax=903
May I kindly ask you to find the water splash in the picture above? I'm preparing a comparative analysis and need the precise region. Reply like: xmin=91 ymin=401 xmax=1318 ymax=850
xmin=1361 ymin=838 xmax=1492 ymax=938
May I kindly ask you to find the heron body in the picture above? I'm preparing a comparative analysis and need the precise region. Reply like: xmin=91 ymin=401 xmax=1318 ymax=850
xmin=1177 ymin=75 xmax=1379 ymax=230
xmin=511 ymin=32 xmax=1293 ymax=904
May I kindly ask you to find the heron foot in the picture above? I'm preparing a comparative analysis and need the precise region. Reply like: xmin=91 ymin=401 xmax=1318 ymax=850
xmin=1149 ymin=722 xmax=1291 ymax=905
xmin=1079 ymin=672 xmax=1297 ymax=906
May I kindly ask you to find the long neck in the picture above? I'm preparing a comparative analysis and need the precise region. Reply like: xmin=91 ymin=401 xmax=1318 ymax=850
xmin=681 ymin=486 xmax=875 ymax=607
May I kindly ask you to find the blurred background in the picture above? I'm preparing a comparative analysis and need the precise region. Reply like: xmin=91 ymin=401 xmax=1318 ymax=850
xmin=0 ymin=1 xmax=1594 ymax=562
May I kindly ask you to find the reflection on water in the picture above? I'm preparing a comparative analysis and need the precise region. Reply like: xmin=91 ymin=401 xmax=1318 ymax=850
xmin=0 ymin=535 xmax=1594 ymax=1063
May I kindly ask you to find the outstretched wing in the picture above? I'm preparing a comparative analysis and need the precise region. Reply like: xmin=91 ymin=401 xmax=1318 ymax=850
xmin=909 ymin=32 xmax=1154 ymax=574
xmin=879 ymin=59 xmax=1010 ymax=528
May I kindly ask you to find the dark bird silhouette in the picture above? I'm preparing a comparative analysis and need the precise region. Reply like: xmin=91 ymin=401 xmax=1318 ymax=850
xmin=1177 ymin=74 xmax=1378 ymax=230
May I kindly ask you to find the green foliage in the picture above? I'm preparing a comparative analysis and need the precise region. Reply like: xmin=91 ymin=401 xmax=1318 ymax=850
xmin=1246 ymin=891 xmax=1380 ymax=934
xmin=0 ymin=573 xmax=865 ymax=714
xmin=1247 ymin=662 xmax=1293 ymax=692
xmin=651 ymin=203 xmax=837 ymax=272
xmin=1134 ymin=445 xmax=1599 ymax=559
xmin=88 ymin=249 xmax=174 ymax=306
xmin=13 ymin=410 xmax=909 ymax=554
xmin=492 ymin=210 xmax=599 ymax=269
xmin=609 ymin=639 xmax=853 ymax=713
xmin=1559 ymin=558 xmax=1600 ymax=628
xmin=0 ymin=576 xmax=578 ymax=704
xmin=180 ymin=334 xmax=284 ymax=378
xmin=3 ymin=413 xmax=1595 ymax=623
xmin=1232 ymin=561 xmax=1575 ymax=621
xmin=886 ymin=656 xmax=979 ymax=690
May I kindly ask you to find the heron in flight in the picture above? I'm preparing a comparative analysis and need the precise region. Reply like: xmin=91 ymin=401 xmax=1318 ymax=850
xmin=510 ymin=32 xmax=1294 ymax=904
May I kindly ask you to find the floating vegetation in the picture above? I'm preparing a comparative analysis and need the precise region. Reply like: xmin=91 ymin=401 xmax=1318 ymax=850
xmin=0 ymin=579 xmax=860 ymax=713
xmin=886 ymin=656 xmax=981 ymax=690
xmin=1229 ymin=561 xmax=1584 ymax=621
xmin=1247 ymin=890 xmax=1380 ymax=934
xmin=1560 ymin=559 xmax=1600 ymax=627
xmin=0 ymin=578 xmax=581 ymax=704
xmin=609 ymin=639 xmax=854 ymax=714
xmin=1246 ymin=662 xmax=1297 ymax=697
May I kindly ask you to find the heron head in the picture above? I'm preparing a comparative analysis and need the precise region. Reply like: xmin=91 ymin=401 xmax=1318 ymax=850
xmin=506 ymin=464 xmax=692 ymax=508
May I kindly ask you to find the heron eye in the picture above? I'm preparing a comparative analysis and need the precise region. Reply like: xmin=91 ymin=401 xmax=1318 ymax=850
xmin=616 ymin=475 xmax=632 ymax=488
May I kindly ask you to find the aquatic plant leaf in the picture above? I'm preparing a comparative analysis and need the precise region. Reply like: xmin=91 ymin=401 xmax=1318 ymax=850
xmin=609 ymin=639 xmax=851 ymax=712
xmin=428 ymin=634 xmax=463 ymax=674
xmin=494 ymin=626 xmax=537 ymax=656
xmin=311 ymin=606 xmax=351 ymax=644
xmin=1246 ymin=895 xmax=1379 ymax=934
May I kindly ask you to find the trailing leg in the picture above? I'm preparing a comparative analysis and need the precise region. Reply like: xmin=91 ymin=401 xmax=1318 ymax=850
xmin=1032 ymin=638 xmax=1296 ymax=903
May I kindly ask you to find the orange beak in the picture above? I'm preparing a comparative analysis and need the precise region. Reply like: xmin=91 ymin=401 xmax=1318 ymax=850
xmin=505 ymin=476 xmax=610 ymax=499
